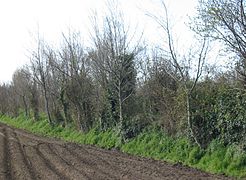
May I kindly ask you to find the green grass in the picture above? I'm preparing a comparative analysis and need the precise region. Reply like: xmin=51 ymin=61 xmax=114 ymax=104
xmin=0 ymin=114 xmax=121 ymax=149
xmin=0 ymin=114 xmax=245 ymax=178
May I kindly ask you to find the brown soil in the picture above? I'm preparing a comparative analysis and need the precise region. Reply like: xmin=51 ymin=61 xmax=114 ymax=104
xmin=0 ymin=122 xmax=234 ymax=180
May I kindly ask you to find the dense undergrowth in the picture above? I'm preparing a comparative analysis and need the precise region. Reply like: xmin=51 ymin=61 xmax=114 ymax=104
xmin=0 ymin=114 xmax=245 ymax=178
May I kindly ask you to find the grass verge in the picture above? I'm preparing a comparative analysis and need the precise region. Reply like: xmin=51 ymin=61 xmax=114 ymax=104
xmin=0 ymin=114 xmax=245 ymax=178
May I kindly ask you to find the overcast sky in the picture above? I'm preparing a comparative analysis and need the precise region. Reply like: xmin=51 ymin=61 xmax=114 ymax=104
xmin=0 ymin=0 xmax=197 ymax=83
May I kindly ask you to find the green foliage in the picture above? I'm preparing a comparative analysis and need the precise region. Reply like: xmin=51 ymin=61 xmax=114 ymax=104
xmin=215 ymin=88 xmax=246 ymax=146
xmin=191 ymin=82 xmax=246 ymax=148
xmin=187 ymin=146 xmax=205 ymax=165
xmin=121 ymin=128 xmax=246 ymax=178
xmin=196 ymin=140 xmax=246 ymax=177
xmin=191 ymin=81 xmax=220 ymax=147
xmin=120 ymin=115 xmax=149 ymax=140
xmin=121 ymin=129 xmax=192 ymax=163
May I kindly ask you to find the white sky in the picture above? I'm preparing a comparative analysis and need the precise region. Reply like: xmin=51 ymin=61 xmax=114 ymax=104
xmin=0 ymin=0 xmax=197 ymax=83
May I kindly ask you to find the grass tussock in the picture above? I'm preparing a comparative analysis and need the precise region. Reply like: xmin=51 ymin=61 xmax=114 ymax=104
xmin=0 ymin=114 xmax=245 ymax=178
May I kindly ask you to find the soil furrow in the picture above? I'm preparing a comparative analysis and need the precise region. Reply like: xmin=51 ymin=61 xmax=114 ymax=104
xmin=6 ymin=129 xmax=40 ymax=180
xmin=0 ymin=128 xmax=8 ymax=180
xmin=53 ymin=144 xmax=115 ymax=179
xmin=13 ymin=131 xmax=38 ymax=180
xmin=45 ymin=144 xmax=90 ymax=180
xmin=0 ymin=132 xmax=5 ymax=179
xmin=35 ymin=144 xmax=70 ymax=180
xmin=66 ymin=143 xmax=143 ymax=179
xmin=2 ymin=128 xmax=13 ymax=180
xmin=68 ymin=144 xmax=228 ymax=180
xmin=23 ymin=144 xmax=65 ymax=180
xmin=67 ymin=144 xmax=151 ymax=174
xmin=66 ymin=144 xmax=159 ymax=180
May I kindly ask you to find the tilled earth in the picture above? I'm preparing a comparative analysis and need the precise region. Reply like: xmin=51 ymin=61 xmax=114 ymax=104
xmin=0 ymin=122 xmax=234 ymax=180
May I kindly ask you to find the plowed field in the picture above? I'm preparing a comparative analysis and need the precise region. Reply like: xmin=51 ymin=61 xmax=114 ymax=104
xmin=0 ymin=122 xmax=233 ymax=180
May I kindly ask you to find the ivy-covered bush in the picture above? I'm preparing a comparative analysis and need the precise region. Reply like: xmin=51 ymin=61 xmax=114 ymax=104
xmin=192 ymin=82 xmax=246 ymax=149
xmin=215 ymin=88 xmax=246 ymax=147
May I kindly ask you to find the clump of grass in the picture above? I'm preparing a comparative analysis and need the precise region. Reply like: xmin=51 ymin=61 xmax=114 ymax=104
xmin=121 ymin=128 xmax=246 ymax=178
xmin=121 ymin=129 xmax=192 ymax=163
xmin=196 ymin=141 xmax=246 ymax=178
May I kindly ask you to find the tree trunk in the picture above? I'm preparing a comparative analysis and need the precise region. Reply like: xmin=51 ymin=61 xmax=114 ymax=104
xmin=63 ymin=102 xmax=69 ymax=127
xmin=119 ymin=100 xmax=124 ymax=143
xmin=44 ymin=88 xmax=53 ymax=126
xmin=76 ymin=106 xmax=82 ymax=131
xmin=22 ymin=95 xmax=29 ymax=118
xmin=60 ymin=88 xmax=69 ymax=127
xmin=119 ymin=101 xmax=123 ymax=131
xmin=118 ymin=80 xmax=124 ymax=142
xmin=31 ymin=81 xmax=39 ymax=121
xmin=186 ymin=91 xmax=201 ymax=148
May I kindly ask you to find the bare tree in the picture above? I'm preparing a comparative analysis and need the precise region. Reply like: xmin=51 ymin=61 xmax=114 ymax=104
xmin=148 ymin=1 xmax=209 ymax=147
xmin=53 ymin=31 xmax=94 ymax=132
xmin=196 ymin=0 xmax=246 ymax=83
xmin=18 ymin=66 xmax=40 ymax=121
xmin=0 ymin=84 xmax=11 ymax=115
xmin=90 ymin=0 xmax=141 ymax=139
xmin=12 ymin=68 xmax=31 ymax=118
xmin=140 ymin=48 xmax=180 ymax=135
xmin=30 ymin=37 xmax=53 ymax=125
xmin=47 ymin=45 xmax=70 ymax=127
